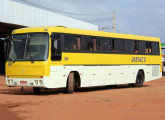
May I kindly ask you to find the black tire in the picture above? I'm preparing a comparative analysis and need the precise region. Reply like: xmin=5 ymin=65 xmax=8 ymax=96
xmin=135 ymin=71 xmax=144 ymax=87
xmin=33 ymin=87 xmax=40 ymax=94
xmin=67 ymin=72 xmax=75 ymax=94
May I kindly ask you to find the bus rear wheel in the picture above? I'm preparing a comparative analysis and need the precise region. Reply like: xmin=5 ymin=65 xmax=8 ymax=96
xmin=67 ymin=72 xmax=75 ymax=94
xmin=135 ymin=71 xmax=144 ymax=87
xmin=33 ymin=87 xmax=40 ymax=94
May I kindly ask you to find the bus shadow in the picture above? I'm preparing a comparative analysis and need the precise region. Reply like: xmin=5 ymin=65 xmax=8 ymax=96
xmin=0 ymin=85 xmax=149 ymax=96
xmin=0 ymin=87 xmax=34 ymax=95
xmin=0 ymin=86 xmax=72 ymax=96
xmin=76 ymin=84 xmax=149 ymax=93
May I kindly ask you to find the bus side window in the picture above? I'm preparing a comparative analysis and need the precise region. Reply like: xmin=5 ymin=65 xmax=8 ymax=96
xmin=139 ymin=41 xmax=146 ymax=54
xmin=152 ymin=42 xmax=160 ymax=55
xmin=98 ymin=37 xmax=112 ymax=52
xmin=114 ymin=39 xmax=125 ymax=53
xmin=84 ymin=36 xmax=97 ymax=51
xmin=64 ymin=34 xmax=82 ymax=51
xmin=64 ymin=34 xmax=76 ymax=50
xmin=124 ymin=40 xmax=138 ymax=54
xmin=51 ymin=33 xmax=62 ymax=61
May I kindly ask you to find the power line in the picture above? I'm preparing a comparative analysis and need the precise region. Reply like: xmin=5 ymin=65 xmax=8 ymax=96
xmin=21 ymin=0 xmax=112 ymax=16
xmin=87 ymin=17 xmax=113 ymax=22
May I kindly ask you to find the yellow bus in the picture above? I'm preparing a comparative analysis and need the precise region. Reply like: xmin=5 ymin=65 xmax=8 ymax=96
xmin=6 ymin=26 xmax=162 ymax=93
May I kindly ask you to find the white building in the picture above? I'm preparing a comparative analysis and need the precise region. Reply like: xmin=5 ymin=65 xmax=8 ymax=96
xmin=0 ymin=0 xmax=98 ymax=37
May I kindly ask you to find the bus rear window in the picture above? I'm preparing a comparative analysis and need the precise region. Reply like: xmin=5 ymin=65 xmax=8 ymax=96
xmin=152 ymin=42 xmax=160 ymax=55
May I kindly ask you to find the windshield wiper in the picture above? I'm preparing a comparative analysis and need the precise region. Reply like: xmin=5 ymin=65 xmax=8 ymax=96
xmin=13 ymin=57 xmax=18 ymax=63
xmin=30 ymin=55 xmax=34 ymax=63
xmin=30 ymin=59 xmax=34 ymax=63
xmin=13 ymin=60 xmax=16 ymax=63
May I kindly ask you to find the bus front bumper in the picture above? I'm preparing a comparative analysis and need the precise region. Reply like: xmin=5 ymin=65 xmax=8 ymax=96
xmin=5 ymin=77 xmax=48 ymax=88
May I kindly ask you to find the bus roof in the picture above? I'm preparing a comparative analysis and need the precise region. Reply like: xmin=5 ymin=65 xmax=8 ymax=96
xmin=12 ymin=26 xmax=160 ymax=42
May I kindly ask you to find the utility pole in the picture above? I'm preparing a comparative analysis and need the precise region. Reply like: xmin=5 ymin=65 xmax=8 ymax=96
xmin=113 ymin=10 xmax=115 ymax=33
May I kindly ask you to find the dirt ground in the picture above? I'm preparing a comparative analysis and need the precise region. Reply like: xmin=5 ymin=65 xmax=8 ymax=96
xmin=0 ymin=75 xmax=165 ymax=120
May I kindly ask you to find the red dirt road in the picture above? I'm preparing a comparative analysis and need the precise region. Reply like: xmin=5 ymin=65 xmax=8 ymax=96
xmin=0 ymin=75 xmax=165 ymax=120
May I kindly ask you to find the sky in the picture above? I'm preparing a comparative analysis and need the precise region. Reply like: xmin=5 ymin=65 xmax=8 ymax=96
xmin=24 ymin=0 xmax=165 ymax=43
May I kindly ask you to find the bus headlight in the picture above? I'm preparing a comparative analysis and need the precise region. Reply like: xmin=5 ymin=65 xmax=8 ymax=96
xmin=11 ymin=80 xmax=13 ymax=85
xmin=35 ymin=80 xmax=38 ymax=85
xmin=7 ymin=80 xmax=10 ymax=84
xmin=39 ymin=80 xmax=43 ymax=85
xmin=34 ymin=80 xmax=43 ymax=85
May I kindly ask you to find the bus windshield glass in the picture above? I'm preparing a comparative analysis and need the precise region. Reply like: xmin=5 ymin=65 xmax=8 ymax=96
xmin=8 ymin=33 xmax=49 ymax=61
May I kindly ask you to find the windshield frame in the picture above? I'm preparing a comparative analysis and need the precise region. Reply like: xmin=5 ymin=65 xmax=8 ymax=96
xmin=7 ymin=32 xmax=50 ymax=62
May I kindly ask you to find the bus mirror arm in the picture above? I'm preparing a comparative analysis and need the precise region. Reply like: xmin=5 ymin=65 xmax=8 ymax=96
xmin=4 ymin=36 xmax=11 ymax=53
xmin=4 ymin=36 xmax=12 ymax=60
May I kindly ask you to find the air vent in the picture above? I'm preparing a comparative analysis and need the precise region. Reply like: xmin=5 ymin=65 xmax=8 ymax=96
xmin=152 ymin=65 xmax=159 ymax=76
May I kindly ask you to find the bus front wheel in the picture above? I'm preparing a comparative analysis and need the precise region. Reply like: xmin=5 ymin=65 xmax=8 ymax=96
xmin=33 ymin=87 xmax=40 ymax=94
xmin=67 ymin=72 xmax=75 ymax=94
xmin=135 ymin=71 xmax=144 ymax=87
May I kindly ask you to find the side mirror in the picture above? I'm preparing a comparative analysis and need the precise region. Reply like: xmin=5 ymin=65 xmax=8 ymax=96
xmin=4 ymin=36 xmax=12 ymax=56
xmin=53 ymin=40 xmax=58 ymax=50
xmin=4 ymin=42 xmax=6 ymax=53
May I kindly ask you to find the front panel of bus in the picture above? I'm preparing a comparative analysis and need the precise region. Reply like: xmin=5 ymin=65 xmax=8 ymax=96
xmin=6 ymin=32 xmax=51 ymax=87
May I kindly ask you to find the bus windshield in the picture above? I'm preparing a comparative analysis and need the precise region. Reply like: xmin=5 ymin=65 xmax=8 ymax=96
xmin=8 ymin=33 xmax=49 ymax=61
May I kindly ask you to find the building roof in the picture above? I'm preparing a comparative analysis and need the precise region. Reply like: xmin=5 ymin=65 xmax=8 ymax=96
xmin=0 ymin=0 xmax=98 ymax=31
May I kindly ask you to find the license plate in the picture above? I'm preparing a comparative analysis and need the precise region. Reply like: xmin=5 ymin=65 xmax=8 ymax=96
xmin=20 ymin=81 xmax=27 ymax=85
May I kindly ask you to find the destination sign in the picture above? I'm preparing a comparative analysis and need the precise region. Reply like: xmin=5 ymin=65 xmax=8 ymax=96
xmin=131 ymin=57 xmax=146 ymax=63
